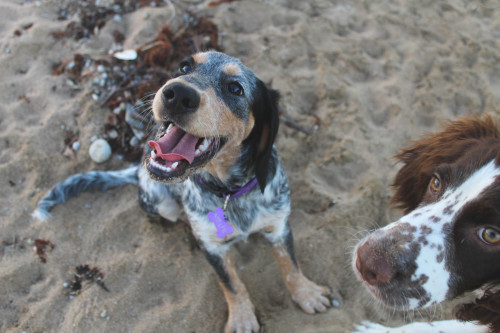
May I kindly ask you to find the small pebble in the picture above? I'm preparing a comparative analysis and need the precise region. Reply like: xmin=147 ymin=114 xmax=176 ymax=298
xmin=129 ymin=136 xmax=139 ymax=147
xmin=72 ymin=141 xmax=80 ymax=151
xmin=89 ymin=139 xmax=112 ymax=163
xmin=107 ymin=129 xmax=119 ymax=139
xmin=331 ymin=299 xmax=340 ymax=307
xmin=202 ymin=36 xmax=211 ymax=45
xmin=100 ymin=310 xmax=107 ymax=318
xmin=63 ymin=282 xmax=69 ymax=288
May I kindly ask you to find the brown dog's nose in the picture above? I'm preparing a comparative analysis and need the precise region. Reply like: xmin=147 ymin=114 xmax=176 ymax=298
xmin=356 ymin=240 xmax=396 ymax=286
xmin=162 ymin=83 xmax=200 ymax=114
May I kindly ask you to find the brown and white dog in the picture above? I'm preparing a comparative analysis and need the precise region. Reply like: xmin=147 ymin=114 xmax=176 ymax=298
xmin=353 ymin=116 xmax=500 ymax=333
xmin=34 ymin=51 xmax=330 ymax=332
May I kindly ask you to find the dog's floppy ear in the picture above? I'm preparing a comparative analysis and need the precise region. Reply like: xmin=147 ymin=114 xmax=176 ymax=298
xmin=245 ymin=79 xmax=280 ymax=193
xmin=391 ymin=115 xmax=499 ymax=213
xmin=391 ymin=144 xmax=439 ymax=214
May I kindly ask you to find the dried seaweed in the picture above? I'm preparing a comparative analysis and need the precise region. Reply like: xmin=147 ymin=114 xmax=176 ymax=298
xmin=34 ymin=239 xmax=55 ymax=263
xmin=52 ymin=0 xmax=164 ymax=41
xmin=208 ymin=0 xmax=239 ymax=7
xmin=51 ymin=5 xmax=221 ymax=162
xmin=66 ymin=264 xmax=110 ymax=295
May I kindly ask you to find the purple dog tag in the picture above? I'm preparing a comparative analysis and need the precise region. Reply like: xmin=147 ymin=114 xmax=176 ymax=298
xmin=208 ymin=207 xmax=233 ymax=239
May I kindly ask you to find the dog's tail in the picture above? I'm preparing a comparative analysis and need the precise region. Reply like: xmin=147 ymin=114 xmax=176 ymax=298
xmin=33 ymin=165 xmax=139 ymax=221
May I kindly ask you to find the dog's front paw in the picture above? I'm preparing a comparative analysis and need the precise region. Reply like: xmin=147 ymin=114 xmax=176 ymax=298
xmin=225 ymin=300 xmax=260 ymax=333
xmin=290 ymin=275 xmax=330 ymax=314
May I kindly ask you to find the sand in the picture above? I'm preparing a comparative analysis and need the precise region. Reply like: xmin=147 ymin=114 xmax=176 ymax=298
xmin=1 ymin=0 xmax=500 ymax=332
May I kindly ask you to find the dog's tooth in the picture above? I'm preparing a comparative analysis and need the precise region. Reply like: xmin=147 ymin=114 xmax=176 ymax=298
xmin=172 ymin=162 xmax=178 ymax=169
xmin=166 ymin=123 xmax=173 ymax=134
xmin=166 ymin=167 xmax=171 ymax=172
xmin=198 ymin=139 xmax=210 ymax=152
xmin=151 ymin=150 xmax=156 ymax=158
xmin=195 ymin=149 xmax=200 ymax=155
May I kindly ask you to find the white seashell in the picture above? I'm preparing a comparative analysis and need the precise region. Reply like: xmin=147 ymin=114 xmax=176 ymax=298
xmin=113 ymin=49 xmax=137 ymax=61
xmin=89 ymin=139 xmax=112 ymax=163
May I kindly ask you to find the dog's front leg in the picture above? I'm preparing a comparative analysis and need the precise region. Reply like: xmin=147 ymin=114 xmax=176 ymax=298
xmin=203 ymin=250 xmax=260 ymax=333
xmin=269 ymin=224 xmax=331 ymax=314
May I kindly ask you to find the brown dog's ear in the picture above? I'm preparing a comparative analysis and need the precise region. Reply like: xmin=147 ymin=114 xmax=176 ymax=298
xmin=391 ymin=144 xmax=437 ymax=214
xmin=391 ymin=115 xmax=499 ymax=213
xmin=245 ymin=79 xmax=280 ymax=193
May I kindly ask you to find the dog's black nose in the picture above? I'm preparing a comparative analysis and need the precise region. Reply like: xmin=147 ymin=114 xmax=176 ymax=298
xmin=162 ymin=83 xmax=200 ymax=113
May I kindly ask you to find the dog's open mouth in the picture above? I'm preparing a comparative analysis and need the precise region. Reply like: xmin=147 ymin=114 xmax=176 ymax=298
xmin=145 ymin=122 xmax=225 ymax=182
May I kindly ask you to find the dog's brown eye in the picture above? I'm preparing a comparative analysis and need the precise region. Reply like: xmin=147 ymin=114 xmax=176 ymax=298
xmin=429 ymin=176 xmax=441 ymax=194
xmin=228 ymin=82 xmax=244 ymax=96
xmin=479 ymin=228 xmax=500 ymax=245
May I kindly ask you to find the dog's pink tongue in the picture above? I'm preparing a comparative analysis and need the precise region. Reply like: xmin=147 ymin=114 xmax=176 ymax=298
xmin=148 ymin=125 xmax=198 ymax=164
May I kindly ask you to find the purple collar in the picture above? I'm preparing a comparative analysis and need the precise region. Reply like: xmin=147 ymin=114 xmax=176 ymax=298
xmin=198 ymin=177 xmax=259 ymax=200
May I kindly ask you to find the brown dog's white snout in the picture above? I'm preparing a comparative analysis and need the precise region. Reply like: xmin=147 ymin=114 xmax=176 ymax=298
xmin=355 ymin=240 xmax=397 ymax=286
xmin=162 ymin=82 xmax=200 ymax=114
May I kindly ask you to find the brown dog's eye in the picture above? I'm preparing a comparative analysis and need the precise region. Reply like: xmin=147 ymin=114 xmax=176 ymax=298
xmin=429 ymin=176 xmax=441 ymax=194
xmin=479 ymin=227 xmax=500 ymax=245
xmin=228 ymin=82 xmax=244 ymax=96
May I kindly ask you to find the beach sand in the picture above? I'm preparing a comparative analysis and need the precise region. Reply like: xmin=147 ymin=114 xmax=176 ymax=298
xmin=1 ymin=0 xmax=500 ymax=332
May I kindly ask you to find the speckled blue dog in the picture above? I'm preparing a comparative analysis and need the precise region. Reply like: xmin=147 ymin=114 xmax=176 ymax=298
xmin=34 ymin=51 xmax=330 ymax=333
